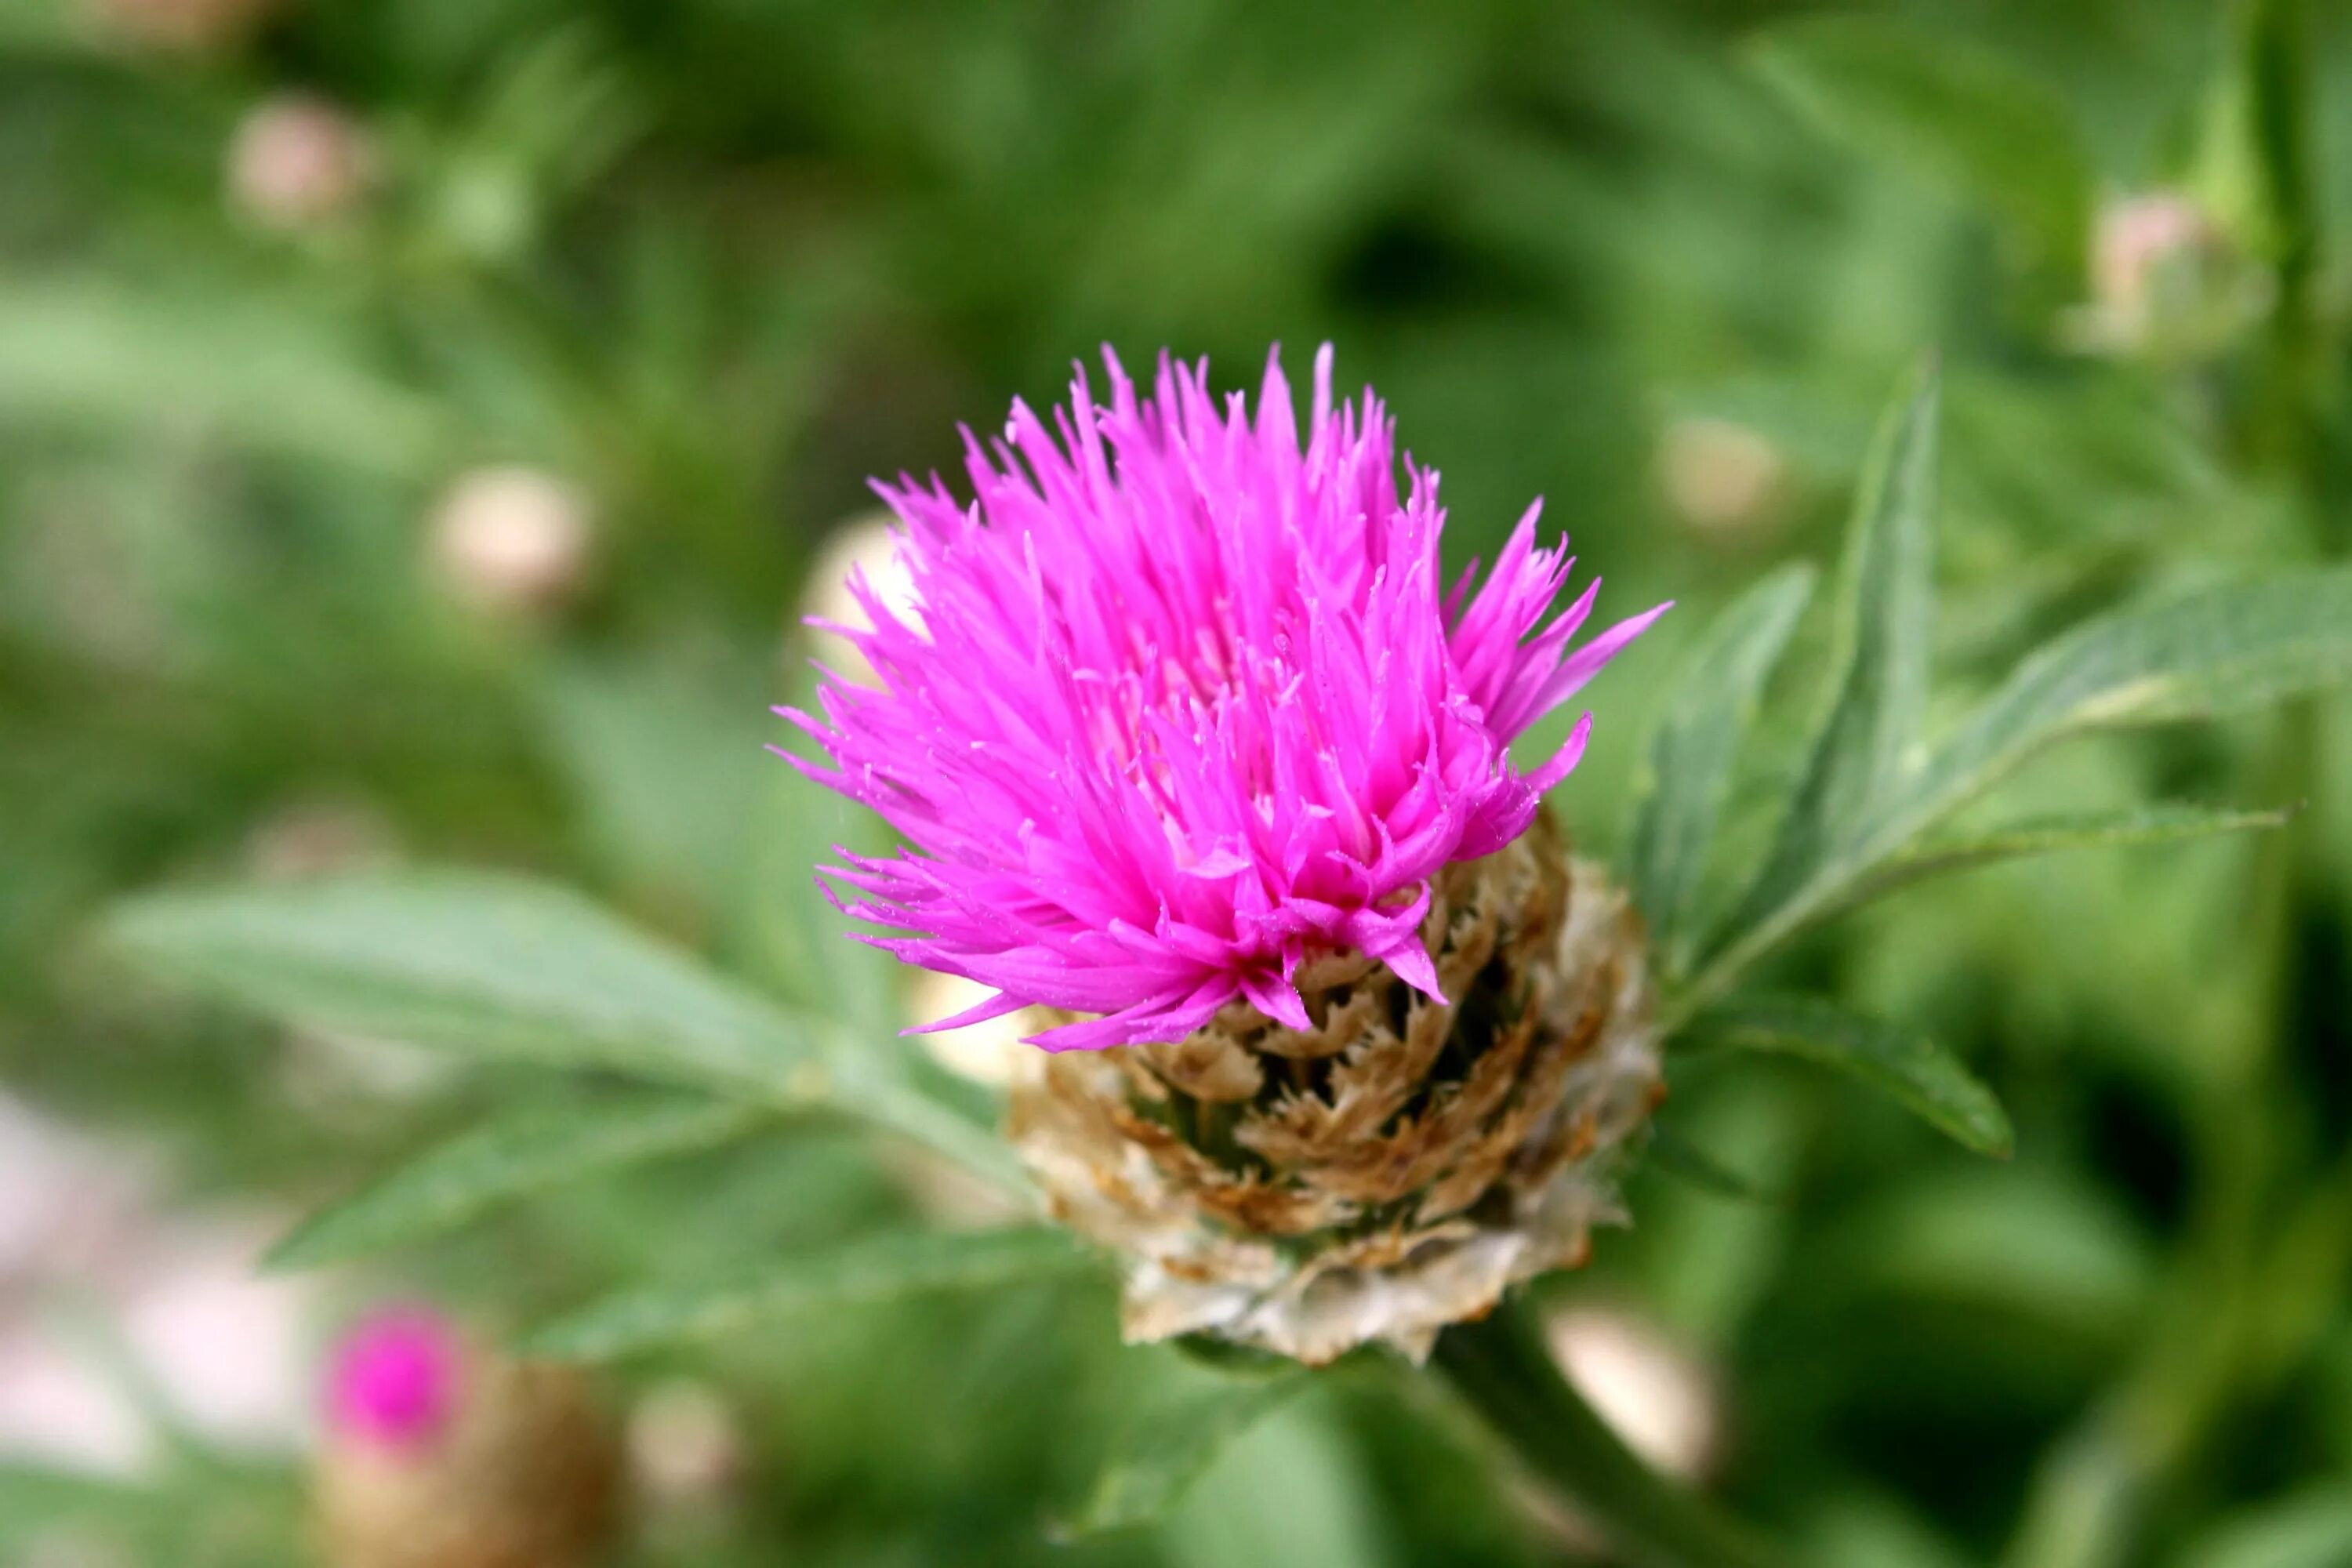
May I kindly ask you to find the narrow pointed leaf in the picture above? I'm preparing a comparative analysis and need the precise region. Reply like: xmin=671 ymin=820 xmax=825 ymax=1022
xmin=1838 ymin=801 xmax=2292 ymax=913
xmin=267 ymin=1094 xmax=774 ymax=1270
xmin=1748 ymin=17 xmax=2093 ymax=269
xmin=1645 ymin=1123 xmax=1786 ymax=1206
xmin=107 ymin=873 xmax=819 ymax=1092
xmin=1059 ymin=1371 xmax=1313 ymax=1536
xmin=1690 ymin=997 xmax=2012 ymax=1156
xmin=1686 ymin=566 xmax=2352 ymax=1020
xmin=105 ymin=872 xmax=1027 ymax=1191
xmin=1904 ymin=569 xmax=2352 ymax=826
xmin=1723 ymin=361 xmax=1939 ymax=946
xmin=1625 ymin=562 xmax=1816 ymax=973
xmin=525 ymin=1225 xmax=1091 ymax=1360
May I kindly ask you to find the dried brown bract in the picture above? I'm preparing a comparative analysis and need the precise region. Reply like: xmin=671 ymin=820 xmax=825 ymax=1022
xmin=1009 ymin=815 xmax=1661 ymax=1363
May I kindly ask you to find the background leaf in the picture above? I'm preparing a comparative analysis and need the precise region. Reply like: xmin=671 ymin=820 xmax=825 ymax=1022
xmin=1838 ymin=801 xmax=2292 ymax=913
xmin=1624 ymin=561 xmax=1816 ymax=975
xmin=267 ymin=1093 xmax=772 ymax=1269
xmin=526 ymin=1225 xmax=1093 ymax=1360
xmin=108 ymin=873 xmax=822 ymax=1093
xmin=1716 ymin=360 xmax=1939 ymax=961
xmin=1687 ymin=996 xmax=2013 ymax=1156
xmin=107 ymin=873 xmax=1023 ymax=1188
xmin=1748 ymin=16 xmax=2094 ymax=268
xmin=1061 ymin=1370 xmax=1314 ymax=1537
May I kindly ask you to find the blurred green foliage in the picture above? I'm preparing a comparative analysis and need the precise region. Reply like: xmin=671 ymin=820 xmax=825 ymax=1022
xmin=5 ymin=0 xmax=2352 ymax=1565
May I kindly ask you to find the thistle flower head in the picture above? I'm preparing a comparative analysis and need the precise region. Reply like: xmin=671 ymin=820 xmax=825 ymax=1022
xmin=782 ymin=346 xmax=1664 ymax=1051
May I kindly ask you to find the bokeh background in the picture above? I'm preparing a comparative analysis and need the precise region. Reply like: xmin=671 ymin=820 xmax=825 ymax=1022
xmin=3 ymin=0 xmax=2350 ymax=1564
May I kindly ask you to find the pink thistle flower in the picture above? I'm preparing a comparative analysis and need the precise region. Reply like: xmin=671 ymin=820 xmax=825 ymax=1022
xmin=780 ymin=346 xmax=1665 ymax=1052
xmin=325 ymin=1307 xmax=461 ymax=1452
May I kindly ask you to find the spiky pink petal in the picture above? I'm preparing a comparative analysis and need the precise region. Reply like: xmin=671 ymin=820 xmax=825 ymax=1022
xmin=786 ymin=346 xmax=1663 ymax=1050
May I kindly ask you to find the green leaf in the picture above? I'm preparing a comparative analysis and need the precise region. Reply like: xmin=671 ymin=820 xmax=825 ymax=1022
xmin=106 ymin=872 xmax=1028 ymax=1192
xmin=525 ymin=1225 xmax=1092 ymax=1359
xmin=1838 ymin=801 xmax=2292 ymax=913
xmin=2183 ymin=1488 xmax=2352 ymax=1568
xmin=1645 ymin=1123 xmax=1785 ymax=1206
xmin=1687 ymin=567 xmax=2352 ymax=1018
xmin=1911 ymin=570 xmax=2352 ymax=819
xmin=1060 ymin=1371 xmax=1313 ymax=1536
xmin=1689 ymin=997 xmax=2013 ymax=1156
xmin=107 ymin=872 xmax=823 ymax=1094
xmin=1748 ymin=17 xmax=2093 ymax=268
xmin=267 ymin=1094 xmax=773 ymax=1269
xmin=1721 ymin=361 xmax=1939 ymax=951
xmin=1625 ymin=562 xmax=1816 ymax=974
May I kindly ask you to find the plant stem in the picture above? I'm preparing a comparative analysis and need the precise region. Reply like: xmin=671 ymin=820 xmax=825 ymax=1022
xmin=1431 ymin=1296 xmax=1793 ymax=1568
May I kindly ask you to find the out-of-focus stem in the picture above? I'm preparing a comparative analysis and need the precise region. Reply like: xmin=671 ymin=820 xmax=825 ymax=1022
xmin=1432 ymin=1296 xmax=1793 ymax=1568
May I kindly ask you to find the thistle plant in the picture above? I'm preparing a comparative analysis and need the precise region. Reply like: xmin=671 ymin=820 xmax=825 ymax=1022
xmin=101 ymin=328 xmax=2352 ymax=1566
xmin=785 ymin=347 xmax=1667 ymax=1362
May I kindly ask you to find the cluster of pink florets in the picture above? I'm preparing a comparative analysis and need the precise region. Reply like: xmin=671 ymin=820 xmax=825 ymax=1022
xmin=782 ymin=346 xmax=1663 ymax=1051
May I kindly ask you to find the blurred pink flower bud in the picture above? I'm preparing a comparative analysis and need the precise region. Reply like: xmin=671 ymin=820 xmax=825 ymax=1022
xmin=317 ymin=1307 xmax=621 ymax=1568
xmin=227 ymin=96 xmax=373 ymax=232
xmin=326 ymin=1308 xmax=461 ymax=1453
xmin=87 ymin=0 xmax=279 ymax=50
xmin=427 ymin=466 xmax=593 ymax=618
xmin=2071 ymin=191 xmax=2270 ymax=358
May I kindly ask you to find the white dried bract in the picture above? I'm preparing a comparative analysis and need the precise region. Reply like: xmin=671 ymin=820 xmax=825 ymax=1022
xmin=1008 ymin=815 xmax=1662 ymax=1365
xmin=318 ymin=1358 xmax=622 ymax=1568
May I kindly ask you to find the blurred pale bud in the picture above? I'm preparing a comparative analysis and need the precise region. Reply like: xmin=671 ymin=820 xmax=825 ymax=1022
xmin=227 ymin=96 xmax=373 ymax=232
xmin=1657 ymin=417 xmax=1788 ymax=538
xmin=22 ymin=1531 xmax=132 ymax=1568
xmin=2070 ymin=191 xmax=2272 ymax=358
xmin=0 ymin=1330 xmax=154 ymax=1477
xmin=244 ymin=798 xmax=398 ymax=883
xmin=797 ymin=511 xmax=920 ymax=686
xmin=1544 ymin=1305 xmax=1721 ymax=1480
xmin=626 ymin=1379 xmax=742 ymax=1508
xmin=427 ymin=466 xmax=593 ymax=619
xmin=87 ymin=0 xmax=280 ymax=51
xmin=907 ymin=969 xmax=1032 ymax=1088
xmin=318 ymin=1308 xmax=623 ymax=1568
xmin=121 ymin=1216 xmax=313 ymax=1454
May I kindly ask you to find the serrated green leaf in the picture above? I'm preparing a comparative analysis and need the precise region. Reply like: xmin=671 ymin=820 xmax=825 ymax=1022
xmin=105 ymin=872 xmax=1027 ymax=1192
xmin=1625 ymin=562 xmax=1816 ymax=974
xmin=1915 ymin=570 xmax=2352 ymax=811
xmin=1720 ymin=361 xmax=1938 ymax=948
xmin=108 ymin=872 xmax=824 ymax=1093
xmin=1748 ymin=17 xmax=2093 ymax=268
xmin=1059 ymin=1371 xmax=1313 ymax=1537
xmin=525 ymin=1225 xmax=1093 ymax=1359
xmin=1687 ymin=568 xmax=2352 ymax=1019
xmin=267 ymin=1094 xmax=773 ymax=1269
xmin=1689 ymin=996 xmax=2013 ymax=1156
xmin=1838 ymin=801 xmax=2292 ymax=913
